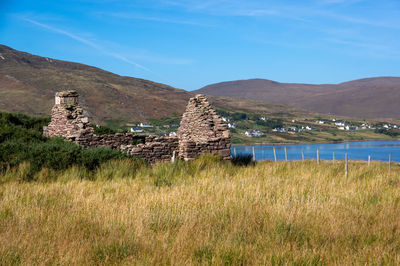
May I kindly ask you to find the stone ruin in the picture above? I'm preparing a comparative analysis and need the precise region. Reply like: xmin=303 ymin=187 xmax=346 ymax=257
xmin=43 ymin=91 xmax=93 ymax=141
xmin=178 ymin=94 xmax=231 ymax=161
xmin=43 ymin=91 xmax=231 ymax=163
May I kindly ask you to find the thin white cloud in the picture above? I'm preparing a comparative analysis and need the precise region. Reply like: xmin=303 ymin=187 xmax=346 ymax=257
xmin=98 ymin=12 xmax=214 ymax=27
xmin=325 ymin=38 xmax=400 ymax=57
xmin=158 ymin=0 xmax=399 ymax=29
xmin=22 ymin=17 xmax=151 ymax=71
xmin=317 ymin=0 xmax=363 ymax=4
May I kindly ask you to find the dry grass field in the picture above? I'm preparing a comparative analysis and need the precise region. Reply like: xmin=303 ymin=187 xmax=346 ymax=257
xmin=1 ymin=156 xmax=400 ymax=265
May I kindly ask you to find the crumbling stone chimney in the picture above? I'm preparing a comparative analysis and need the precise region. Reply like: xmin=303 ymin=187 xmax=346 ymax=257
xmin=177 ymin=94 xmax=231 ymax=161
xmin=43 ymin=90 xmax=93 ymax=140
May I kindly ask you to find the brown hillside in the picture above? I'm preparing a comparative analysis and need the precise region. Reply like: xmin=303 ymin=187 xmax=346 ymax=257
xmin=0 ymin=45 xmax=298 ymax=125
xmin=196 ymin=77 xmax=400 ymax=119
xmin=0 ymin=44 xmax=193 ymax=124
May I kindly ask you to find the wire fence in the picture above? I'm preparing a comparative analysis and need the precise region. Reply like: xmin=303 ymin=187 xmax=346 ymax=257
xmin=232 ymin=146 xmax=394 ymax=176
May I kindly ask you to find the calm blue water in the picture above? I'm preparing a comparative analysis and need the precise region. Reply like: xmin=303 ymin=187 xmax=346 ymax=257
xmin=232 ymin=140 xmax=400 ymax=162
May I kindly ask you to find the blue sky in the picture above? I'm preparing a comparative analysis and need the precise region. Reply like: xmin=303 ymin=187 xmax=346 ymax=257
xmin=1 ymin=0 xmax=399 ymax=90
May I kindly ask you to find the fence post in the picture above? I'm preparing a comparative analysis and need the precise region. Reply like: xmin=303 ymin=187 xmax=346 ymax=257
xmin=171 ymin=150 xmax=176 ymax=162
xmin=262 ymin=149 xmax=265 ymax=161
xmin=273 ymin=147 xmax=277 ymax=162
xmin=345 ymin=153 xmax=348 ymax=178
xmin=252 ymin=146 xmax=256 ymax=162
xmin=284 ymin=146 xmax=288 ymax=162
xmin=333 ymin=152 xmax=335 ymax=163
xmin=389 ymin=153 xmax=391 ymax=172
xmin=302 ymin=150 xmax=304 ymax=161
xmin=234 ymin=148 xmax=237 ymax=159
xmin=317 ymin=149 xmax=320 ymax=164
xmin=368 ymin=154 xmax=371 ymax=166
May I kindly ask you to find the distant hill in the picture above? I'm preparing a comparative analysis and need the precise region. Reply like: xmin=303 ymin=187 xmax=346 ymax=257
xmin=196 ymin=77 xmax=400 ymax=119
xmin=0 ymin=45 xmax=298 ymax=126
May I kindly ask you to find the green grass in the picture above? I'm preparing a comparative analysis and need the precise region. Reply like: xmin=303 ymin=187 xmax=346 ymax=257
xmin=1 ymin=156 xmax=400 ymax=264
xmin=231 ymin=128 xmax=396 ymax=145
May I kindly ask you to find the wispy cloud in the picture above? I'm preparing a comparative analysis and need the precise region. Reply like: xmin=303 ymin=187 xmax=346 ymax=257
xmin=158 ymin=0 xmax=399 ymax=30
xmin=316 ymin=0 xmax=365 ymax=4
xmin=324 ymin=37 xmax=400 ymax=58
xmin=97 ymin=12 xmax=214 ymax=27
xmin=22 ymin=17 xmax=151 ymax=71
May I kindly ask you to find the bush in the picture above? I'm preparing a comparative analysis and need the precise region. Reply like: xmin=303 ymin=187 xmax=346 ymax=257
xmin=0 ymin=112 xmax=50 ymax=131
xmin=93 ymin=125 xmax=118 ymax=135
xmin=374 ymin=128 xmax=399 ymax=137
xmin=29 ymin=138 xmax=82 ymax=171
xmin=231 ymin=154 xmax=254 ymax=166
xmin=0 ymin=111 xmax=138 ymax=179
xmin=80 ymin=148 xmax=132 ymax=170
xmin=0 ymin=138 xmax=82 ymax=179
xmin=232 ymin=112 xmax=247 ymax=120
xmin=256 ymin=119 xmax=283 ymax=129
xmin=0 ymin=112 xmax=49 ymax=143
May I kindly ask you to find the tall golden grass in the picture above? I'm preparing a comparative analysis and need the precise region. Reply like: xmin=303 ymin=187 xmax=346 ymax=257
xmin=1 ymin=156 xmax=400 ymax=265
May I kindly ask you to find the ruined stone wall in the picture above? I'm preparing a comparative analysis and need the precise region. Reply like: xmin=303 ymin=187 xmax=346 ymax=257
xmin=120 ymin=136 xmax=179 ymax=164
xmin=44 ymin=91 xmax=231 ymax=164
xmin=177 ymin=94 xmax=231 ymax=161
xmin=75 ymin=133 xmax=146 ymax=150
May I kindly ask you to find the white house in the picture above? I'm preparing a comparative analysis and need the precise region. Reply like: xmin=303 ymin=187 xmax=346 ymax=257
xmin=345 ymin=126 xmax=358 ymax=131
xmin=306 ymin=126 xmax=314 ymax=131
xmin=335 ymin=121 xmax=346 ymax=127
xmin=221 ymin=117 xmax=230 ymax=122
xmin=169 ymin=131 xmax=177 ymax=137
xmin=273 ymin=128 xmax=287 ymax=133
xmin=245 ymin=129 xmax=266 ymax=137
xmin=139 ymin=122 xmax=153 ymax=128
xmin=227 ymin=123 xmax=237 ymax=128
xmin=130 ymin=127 xmax=143 ymax=133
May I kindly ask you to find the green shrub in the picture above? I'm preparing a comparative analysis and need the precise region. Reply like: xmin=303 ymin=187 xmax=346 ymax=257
xmin=93 ymin=124 xmax=118 ymax=135
xmin=0 ymin=112 xmax=49 ymax=143
xmin=231 ymin=154 xmax=254 ymax=166
xmin=0 ymin=112 xmax=50 ymax=131
xmin=29 ymin=138 xmax=82 ymax=171
xmin=374 ymin=128 xmax=399 ymax=137
xmin=80 ymin=148 xmax=131 ymax=170
xmin=0 ymin=111 xmax=138 ymax=179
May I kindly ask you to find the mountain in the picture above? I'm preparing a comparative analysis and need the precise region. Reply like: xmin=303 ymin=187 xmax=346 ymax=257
xmin=0 ymin=45 xmax=296 ymax=125
xmin=196 ymin=77 xmax=400 ymax=119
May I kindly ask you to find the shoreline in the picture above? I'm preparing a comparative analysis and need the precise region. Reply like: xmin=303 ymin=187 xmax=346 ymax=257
xmin=231 ymin=138 xmax=400 ymax=147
